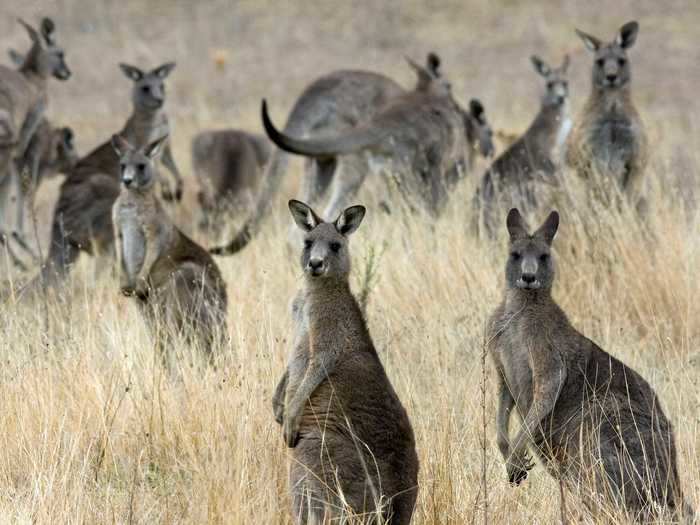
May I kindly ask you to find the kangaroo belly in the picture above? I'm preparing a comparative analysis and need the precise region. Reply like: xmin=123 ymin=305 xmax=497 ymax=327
xmin=120 ymin=213 xmax=145 ymax=279
xmin=591 ymin=119 xmax=636 ymax=176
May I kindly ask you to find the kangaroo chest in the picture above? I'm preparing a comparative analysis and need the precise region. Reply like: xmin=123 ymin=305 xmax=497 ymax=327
xmin=118 ymin=201 xmax=146 ymax=279
xmin=124 ymin=113 xmax=169 ymax=147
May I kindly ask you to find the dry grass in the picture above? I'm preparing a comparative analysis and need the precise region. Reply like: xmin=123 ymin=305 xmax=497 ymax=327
xmin=1 ymin=1 xmax=699 ymax=523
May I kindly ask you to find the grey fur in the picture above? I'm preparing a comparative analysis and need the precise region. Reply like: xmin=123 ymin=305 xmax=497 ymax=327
xmin=272 ymin=200 xmax=418 ymax=523
xmin=487 ymin=208 xmax=693 ymax=522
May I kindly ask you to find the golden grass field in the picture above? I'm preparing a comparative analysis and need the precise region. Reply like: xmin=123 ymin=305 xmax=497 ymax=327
xmin=1 ymin=0 xmax=699 ymax=523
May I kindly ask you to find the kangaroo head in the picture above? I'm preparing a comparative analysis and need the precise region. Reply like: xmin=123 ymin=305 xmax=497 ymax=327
xmin=464 ymin=98 xmax=494 ymax=158
xmin=119 ymin=62 xmax=176 ymax=111
xmin=289 ymin=200 xmax=365 ymax=280
xmin=505 ymin=208 xmax=559 ymax=292
xmin=17 ymin=18 xmax=71 ymax=81
xmin=111 ymin=134 xmax=167 ymax=192
xmin=50 ymin=127 xmax=78 ymax=172
xmin=531 ymin=55 xmax=569 ymax=108
xmin=406 ymin=52 xmax=451 ymax=97
xmin=576 ymin=21 xmax=638 ymax=90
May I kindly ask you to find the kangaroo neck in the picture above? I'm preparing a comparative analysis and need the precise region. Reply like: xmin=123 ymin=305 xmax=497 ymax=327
xmin=525 ymin=103 xmax=568 ymax=152
xmin=588 ymin=84 xmax=632 ymax=114
xmin=306 ymin=278 xmax=360 ymax=330
xmin=504 ymin=286 xmax=553 ymax=315
xmin=19 ymin=59 xmax=48 ymax=92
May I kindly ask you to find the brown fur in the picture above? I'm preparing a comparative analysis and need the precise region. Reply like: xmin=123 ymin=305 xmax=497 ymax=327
xmin=487 ymin=208 xmax=693 ymax=522
xmin=273 ymin=200 xmax=418 ymax=524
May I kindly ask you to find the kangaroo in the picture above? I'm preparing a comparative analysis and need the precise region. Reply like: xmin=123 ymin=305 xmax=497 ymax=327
xmin=112 ymin=135 xmax=227 ymax=358
xmin=566 ymin=21 xmax=648 ymax=209
xmin=211 ymin=52 xmax=494 ymax=255
xmin=31 ymin=62 xmax=182 ymax=287
xmin=191 ymin=129 xmax=270 ymax=232
xmin=0 ymin=18 xmax=70 ymax=263
xmin=272 ymin=200 xmax=418 ymax=524
xmin=487 ymin=208 xmax=694 ymax=522
xmin=476 ymin=55 xmax=570 ymax=236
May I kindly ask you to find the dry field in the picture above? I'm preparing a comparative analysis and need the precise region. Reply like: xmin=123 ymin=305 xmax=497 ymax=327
xmin=1 ymin=0 xmax=699 ymax=523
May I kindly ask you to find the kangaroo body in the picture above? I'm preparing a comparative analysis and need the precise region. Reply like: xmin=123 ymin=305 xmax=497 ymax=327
xmin=112 ymin=135 xmax=227 ymax=358
xmin=273 ymin=201 xmax=418 ymax=524
xmin=488 ymin=209 xmax=693 ymax=522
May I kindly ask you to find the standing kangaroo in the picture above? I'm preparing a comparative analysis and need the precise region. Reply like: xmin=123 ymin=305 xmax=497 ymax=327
xmin=211 ymin=52 xmax=494 ymax=255
xmin=476 ymin=55 xmax=570 ymax=236
xmin=566 ymin=21 xmax=648 ymax=209
xmin=272 ymin=200 xmax=418 ymax=524
xmin=0 ymin=18 xmax=70 ymax=263
xmin=112 ymin=135 xmax=227 ymax=359
xmin=32 ymin=62 xmax=182 ymax=287
xmin=191 ymin=129 xmax=270 ymax=232
xmin=487 ymin=208 xmax=693 ymax=522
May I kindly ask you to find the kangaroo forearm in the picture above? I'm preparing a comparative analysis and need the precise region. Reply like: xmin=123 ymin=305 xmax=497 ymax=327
xmin=496 ymin=381 xmax=515 ymax=459
xmin=272 ymin=370 xmax=289 ymax=424
xmin=17 ymin=102 xmax=46 ymax=159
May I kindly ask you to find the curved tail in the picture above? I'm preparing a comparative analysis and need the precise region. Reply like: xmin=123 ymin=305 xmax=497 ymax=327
xmin=261 ymin=99 xmax=385 ymax=159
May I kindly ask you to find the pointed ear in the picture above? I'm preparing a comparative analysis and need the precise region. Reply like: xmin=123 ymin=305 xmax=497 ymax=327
xmin=119 ymin=63 xmax=144 ymax=82
xmin=111 ymin=134 xmax=132 ymax=158
xmin=145 ymin=135 xmax=168 ymax=160
xmin=575 ymin=28 xmax=602 ymax=52
xmin=288 ymin=200 xmax=322 ymax=232
xmin=18 ymin=19 xmax=40 ymax=44
xmin=41 ymin=17 xmax=55 ymax=45
xmin=534 ymin=211 xmax=560 ymax=245
xmin=531 ymin=55 xmax=550 ymax=77
xmin=561 ymin=54 xmax=570 ymax=73
xmin=8 ymin=49 xmax=24 ymax=67
xmin=406 ymin=56 xmax=433 ymax=90
xmin=506 ymin=208 xmax=529 ymax=241
xmin=469 ymin=98 xmax=485 ymax=123
xmin=617 ymin=21 xmax=639 ymax=49
xmin=426 ymin=52 xmax=441 ymax=77
xmin=335 ymin=205 xmax=366 ymax=236
xmin=153 ymin=62 xmax=176 ymax=78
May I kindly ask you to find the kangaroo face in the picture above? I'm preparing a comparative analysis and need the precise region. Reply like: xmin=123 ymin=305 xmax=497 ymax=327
xmin=18 ymin=18 xmax=71 ymax=80
xmin=120 ymin=62 xmax=176 ymax=111
xmin=289 ymin=200 xmax=365 ymax=280
xmin=504 ymin=208 xmax=559 ymax=291
xmin=531 ymin=55 xmax=569 ymax=109
xmin=112 ymin=134 xmax=168 ymax=192
xmin=464 ymin=98 xmax=494 ymax=158
xmin=576 ymin=21 xmax=638 ymax=90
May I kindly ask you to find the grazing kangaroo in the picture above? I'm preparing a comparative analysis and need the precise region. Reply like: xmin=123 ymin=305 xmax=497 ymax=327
xmin=272 ymin=200 xmax=418 ymax=524
xmin=476 ymin=55 xmax=570 ymax=236
xmin=191 ymin=129 xmax=270 ymax=232
xmin=0 ymin=18 xmax=70 ymax=263
xmin=212 ymin=52 xmax=494 ymax=255
xmin=566 ymin=21 xmax=648 ymax=209
xmin=112 ymin=135 xmax=227 ymax=358
xmin=32 ymin=62 xmax=182 ymax=286
xmin=487 ymin=208 xmax=693 ymax=522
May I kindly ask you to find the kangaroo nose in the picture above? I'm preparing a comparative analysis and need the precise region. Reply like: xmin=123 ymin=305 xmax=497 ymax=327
xmin=522 ymin=273 xmax=536 ymax=284
xmin=606 ymin=74 xmax=617 ymax=83
xmin=309 ymin=258 xmax=323 ymax=270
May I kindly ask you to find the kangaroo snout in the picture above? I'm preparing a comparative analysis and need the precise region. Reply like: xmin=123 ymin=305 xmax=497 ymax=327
xmin=307 ymin=258 xmax=325 ymax=276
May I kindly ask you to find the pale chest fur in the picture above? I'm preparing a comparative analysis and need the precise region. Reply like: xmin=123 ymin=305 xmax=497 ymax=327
xmin=123 ymin=111 xmax=169 ymax=147
xmin=116 ymin=198 xmax=145 ymax=280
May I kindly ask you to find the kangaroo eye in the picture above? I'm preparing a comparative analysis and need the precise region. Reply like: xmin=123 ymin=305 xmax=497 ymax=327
xmin=510 ymin=252 xmax=521 ymax=261
xmin=141 ymin=85 xmax=150 ymax=94
xmin=596 ymin=58 xmax=605 ymax=67
xmin=304 ymin=240 xmax=313 ymax=250
xmin=330 ymin=242 xmax=342 ymax=253
xmin=617 ymin=58 xmax=626 ymax=66
xmin=540 ymin=253 xmax=550 ymax=262
xmin=137 ymin=163 xmax=146 ymax=172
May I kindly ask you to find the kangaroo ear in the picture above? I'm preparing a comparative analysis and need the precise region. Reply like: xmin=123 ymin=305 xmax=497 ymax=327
xmin=41 ymin=18 xmax=55 ymax=45
xmin=561 ymin=54 xmax=570 ymax=73
xmin=506 ymin=208 xmax=529 ymax=241
xmin=289 ymin=200 xmax=322 ymax=232
xmin=119 ymin=63 xmax=144 ymax=82
xmin=617 ymin=21 xmax=639 ymax=49
xmin=575 ymin=28 xmax=602 ymax=52
xmin=534 ymin=211 xmax=560 ymax=245
xmin=153 ymin=62 xmax=176 ymax=78
xmin=469 ymin=98 xmax=485 ymax=123
xmin=531 ymin=55 xmax=551 ymax=77
xmin=8 ymin=49 xmax=24 ymax=67
xmin=426 ymin=52 xmax=441 ymax=77
xmin=18 ymin=19 xmax=40 ymax=45
xmin=111 ymin=134 xmax=132 ymax=157
xmin=145 ymin=135 xmax=168 ymax=160
xmin=406 ymin=56 xmax=434 ymax=90
xmin=335 ymin=205 xmax=366 ymax=236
